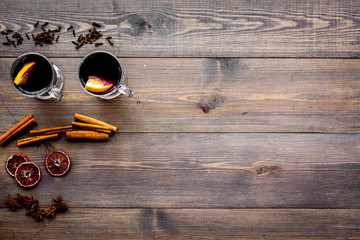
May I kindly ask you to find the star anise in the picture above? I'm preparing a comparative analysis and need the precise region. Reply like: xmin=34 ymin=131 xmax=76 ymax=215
xmin=6 ymin=194 xmax=21 ymax=211
xmin=32 ymin=208 xmax=45 ymax=221
xmin=44 ymin=206 xmax=57 ymax=218
xmin=26 ymin=202 xmax=39 ymax=216
xmin=53 ymin=195 xmax=68 ymax=212
xmin=24 ymin=196 xmax=39 ymax=209
xmin=15 ymin=194 xmax=26 ymax=206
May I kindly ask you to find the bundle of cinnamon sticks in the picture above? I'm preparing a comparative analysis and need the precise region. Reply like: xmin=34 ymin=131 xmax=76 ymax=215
xmin=0 ymin=113 xmax=117 ymax=147
xmin=66 ymin=113 xmax=116 ymax=141
xmin=0 ymin=114 xmax=37 ymax=146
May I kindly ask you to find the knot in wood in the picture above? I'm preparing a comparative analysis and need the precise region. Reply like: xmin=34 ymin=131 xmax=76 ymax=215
xmin=252 ymin=162 xmax=280 ymax=176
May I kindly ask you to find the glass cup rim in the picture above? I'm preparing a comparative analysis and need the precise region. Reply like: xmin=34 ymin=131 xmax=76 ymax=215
xmin=10 ymin=52 xmax=56 ymax=97
xmin=78 ymin=50 xmax=126 ymax=98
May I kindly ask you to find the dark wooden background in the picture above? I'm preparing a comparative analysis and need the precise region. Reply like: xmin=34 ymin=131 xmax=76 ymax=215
xmin=1 ymin=0 xmax=359 ymax=239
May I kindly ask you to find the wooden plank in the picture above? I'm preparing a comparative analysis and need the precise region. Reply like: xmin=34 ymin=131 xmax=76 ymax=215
xmin=1 ymin=0 xmax=360 ymax=57
xmin=1 ymin=133 xmax=359 ymax=208
xmin=0 ymin=208 xmax=359 ymax=239
xmin=1 ymin=58 xmax=359 ymax=133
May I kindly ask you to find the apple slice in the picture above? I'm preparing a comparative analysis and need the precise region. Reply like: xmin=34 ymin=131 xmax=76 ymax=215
xmin=85 ymin=76 xmax=113 ymax=93
xmin=14 ymin=62 xmax=36 ymax=85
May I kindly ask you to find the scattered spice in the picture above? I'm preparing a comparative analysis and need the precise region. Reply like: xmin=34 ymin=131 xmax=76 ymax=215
xmin=6 ymin=194 xmax=68 ymax=221
xmin=26 ymin=203 xmax=39 ymax=216
xmin=3 ymin=21 xmax=114 ymax=48
xmin=24 ymin=195 xmax=37 ymax=209
xmin=33 ymin=27 xmax=56 ymax=46
xmin=15 ymin=194 xmax=26 ymax=206
xmin=106 ymin=36 xmax=113 ymax=46
xmin=92 ymin=21 xmax=101 ymax=27
xmin=6 ymin=194 xmax=21 ymax=211
xmin=44 ymin=206 xmax=57 ymax=218
xmin=32 ymin=208 xmax=45 ymax=221
xmin=52 ymin=195 xmax=68 ymax=212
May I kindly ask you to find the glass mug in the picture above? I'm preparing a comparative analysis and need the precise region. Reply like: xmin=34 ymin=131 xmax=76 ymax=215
xmin=78 ymin=51 xmax=134 ymax=99
xmin=10 ymin=52 xmax=65 ymax=101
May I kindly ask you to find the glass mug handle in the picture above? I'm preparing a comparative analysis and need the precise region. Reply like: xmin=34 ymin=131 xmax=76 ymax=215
xmin=48 ymin=85 xmax=65 ymax=101
xmin=118 ymin=85 xmax=134 ymax=98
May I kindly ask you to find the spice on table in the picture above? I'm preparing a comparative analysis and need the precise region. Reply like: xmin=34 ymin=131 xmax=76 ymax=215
xmin=66 ymin=130 xmax=109 ymax=141
xmin=15 ymin=194 xmax=26 ymax=205
xmin=0 ymin=114 xmax=36 ymax=146
xmin=29 ymin=125 xmax=73 ymax=136
xmin=53 ymin=195 xmax=68 ymax=212
xmin=25 ymin=33 xmax=30 ymax=39
xmin=34 ymin=21 xmax=39 ymax=28
xmin=32 ymin=208 xmax=45 ymax=221
xmin=44 ymin=206 xmax=57 ymax=218
xmin=74 ymin=113 xmax=117 ymax=132
xmin=71 ymin=122 xmax=112 ymax=134
xmin=67 ymin=25 xmax=73 ymax=31
xmin=17 ymin=133 xmax=59 ymax=147
xmin=24 ymin=196 xmax=38 ymax=209
xmin=95 ymin=42 xmax=103 ymax=47
xmin=6 ymin=194 xmax=68 ymax=221
xmin=6 ymin=194 xmax=21 ymax=211
xmin=92 ymin=21 xmax=101 ymax=27
xmin=105 ymin=36 xmax=113 ymax=46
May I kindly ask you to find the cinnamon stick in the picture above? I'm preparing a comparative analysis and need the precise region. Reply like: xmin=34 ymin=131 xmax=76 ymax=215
xmin=71 ymin=122 xmax=112 ymax=134
xmin=74 ymin=113 xmax=117 ymax=132
xmin=0 ymin=114 xmax=36 ymax=146
xmin=66 ymin=131 xmax=109 ymax=141
xmin=30 ymin=125 xmax=73 ymax=136
xmin=17 ymin=133 xmax=59 ymax=147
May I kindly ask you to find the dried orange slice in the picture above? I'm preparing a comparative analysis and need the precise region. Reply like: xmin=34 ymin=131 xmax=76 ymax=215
xmin=14 ymin=62 xmax=36 ymax=85
xmin=5 ymin=153 xmax=30 ymax=177
xmin=15 ymin=162 xmax=41 ymax=188
xmin=84 ymin=76 xmax=113 ymax=93
xmin=45 ymin=150 xmax=71 ymax=177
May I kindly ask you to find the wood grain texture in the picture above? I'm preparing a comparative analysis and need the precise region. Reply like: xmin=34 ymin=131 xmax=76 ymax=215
xmin=1 ymin=133 xmax=359 ymax=208
xmin=0 ymin=58 xmax=359 ymax=133
xmin=1 ymin=0 xmax=360 ymax=57
xmin=0 ymin=208 xmax=359 ymax=239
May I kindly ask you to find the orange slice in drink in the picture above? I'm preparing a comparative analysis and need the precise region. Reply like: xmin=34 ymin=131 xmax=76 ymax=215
xmin=84 ymin=76 xmax=113 ymax=93
xmin=14 ymin=62 xmax=36 ymax=85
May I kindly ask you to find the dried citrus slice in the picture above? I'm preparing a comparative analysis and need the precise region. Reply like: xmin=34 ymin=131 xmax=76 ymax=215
xmin=14 ymin=62 xmax=36 ymax=85
xmin=5 ymin=153 xmax=30 ymax=177
xmin=45 ymin=150 xmax=71 ymax=177
xmin=15 ymin=162 xmax=41 ymax=188
xmin=84 ymin=76 xmax=113 ymax=93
